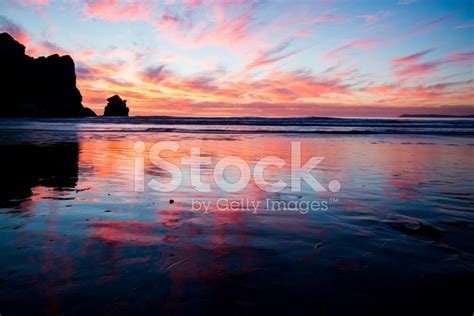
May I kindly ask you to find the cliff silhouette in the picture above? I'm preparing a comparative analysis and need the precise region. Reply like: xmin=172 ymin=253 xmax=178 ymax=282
xmin=0 ymin=32 xmax=96 ymax=117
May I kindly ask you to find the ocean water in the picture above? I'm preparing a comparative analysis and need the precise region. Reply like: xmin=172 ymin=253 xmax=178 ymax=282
xmin=0 ymin=116 xmax=473 ymax=135
xmin=0 ymin=117 xmax=473 ymax=315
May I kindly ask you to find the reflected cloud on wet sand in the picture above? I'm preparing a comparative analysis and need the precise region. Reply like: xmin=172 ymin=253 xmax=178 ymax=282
xmin=0 ymin=130 xmax=473 ymax=315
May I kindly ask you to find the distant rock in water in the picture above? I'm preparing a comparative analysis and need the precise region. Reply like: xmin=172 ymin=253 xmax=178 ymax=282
xmin=0 ymin=32 xmax=96 ymax=117
xmin=103 ymin=95 xmax=129 ymax=116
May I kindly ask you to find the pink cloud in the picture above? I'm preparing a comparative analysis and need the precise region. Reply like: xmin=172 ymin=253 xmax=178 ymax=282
xmin=135 ymin=65 xmax=348 ymax=106
xmin=17 ymin=0 xmax=48 ymax=4
xmin=192 ymin=4 xmax=255 ymax=47
xmin=366 ymin=83 xmax=443 ymax=100
xmin=163 ymin=2 xmax=268 ymax=52
xmin=394 ymin=62 xmax=439 ymax=77
xmin=366 ymin=80 xmax=473 ymax=107
xmin=291 ymin=29 xmax=312 ymax=37
xmin=358 ymin=11 xmax=389 ymax=23
xmin=325 ymin=39 xmax=380 ymax=59
xmin=391 ymin=50 xmax=474 ymax=78
xmin=153 ymin=3 xmax=343 ymax=52
xmin=155 ymin=10 xmax=181 ymax=28
xmin=184 ymin=0 xmax=201 ymax=8
xmin=359 ymin=15 xmax=378 ymax=23
xmin=82 ymin=0 xmax=155 ymax=22
xmin=391 ymin=49 xmax=434 ymax=65
xmin=242 ymin=41 xmax=303 ymax=73
xmin=443 ymin=51 xmax=474 ymax=63
xmin=151 ymin=2 xmax=258 ymax=50
xmin=75 ymin=54 xmax=473 ymax=116
xmin=269 ymin=14 xmax=343 ymax=40
xmin=27 ymin=40 xmax=69 ymax=56
xmin=143 ymin=65 xmax=167 ymax=82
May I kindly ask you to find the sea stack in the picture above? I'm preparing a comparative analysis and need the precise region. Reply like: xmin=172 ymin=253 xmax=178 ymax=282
xmin=103 ymin=95 xmax=129 ymax=116
xmin=0 ymin=32 xmax=96 ymax=117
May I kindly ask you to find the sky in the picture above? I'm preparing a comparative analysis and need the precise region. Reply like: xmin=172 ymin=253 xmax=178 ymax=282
xmin=0 ymin=0 xmax=473 ymax=117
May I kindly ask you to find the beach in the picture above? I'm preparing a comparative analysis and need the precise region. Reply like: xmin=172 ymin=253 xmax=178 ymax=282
xmin=0 ymin=118 xmax=473 ymax=315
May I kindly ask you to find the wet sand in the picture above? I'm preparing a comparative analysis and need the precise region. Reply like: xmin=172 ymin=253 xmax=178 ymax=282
xmin=0 ymin=125 xmax=473 ymax=315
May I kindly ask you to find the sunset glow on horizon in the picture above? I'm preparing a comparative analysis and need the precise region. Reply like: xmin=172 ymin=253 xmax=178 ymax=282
xmin=1 ymin=0 xmax=473 ymax=116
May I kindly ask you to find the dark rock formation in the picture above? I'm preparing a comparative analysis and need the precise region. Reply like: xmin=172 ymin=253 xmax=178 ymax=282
xmin=81 ymin=107 xmax=97 ymax=117
xmin=0 ymin=32 xmax=96 ymax=117
xmin=103 ymin=95 xmax=129 ymax=116
xmin=0 ymin=139 xmax=79 ymax=208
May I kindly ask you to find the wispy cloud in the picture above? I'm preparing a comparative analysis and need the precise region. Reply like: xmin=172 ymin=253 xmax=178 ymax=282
xmin=398 ymin=0 xmax=416 ymax=5
xmin=82 ymin=0 xmax=155 ymax=22
xmin=453 ymin=21 xmax=474 ymax=29
xmin=394 ymin=62 xmax=439 ymax=77
xmin=11 ymin=0 xmax=48 ymax=5
xmin=242 ymin=41 xmax=303 ymax=73
xmin=357 ymin=11 xmax=390 ymax=23
xmin=391 ymin=49 xmax=435 ymax=65
xmin=405 ymin=13 xmax=455 ymax=36
xmin=325 ymin=39 xmax=380 ymax=59
xmin=391 ymin=49 xmax=474 ymax=78
xmin=143 ymin=65 xmax=167 ymax=82
xmin=155 ymin=10 xmax=182 ymax=28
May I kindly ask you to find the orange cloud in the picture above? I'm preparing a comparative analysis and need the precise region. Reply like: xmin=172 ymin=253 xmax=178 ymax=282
xmin=73 ymin=47 xmax=473 ymax=116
